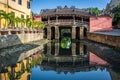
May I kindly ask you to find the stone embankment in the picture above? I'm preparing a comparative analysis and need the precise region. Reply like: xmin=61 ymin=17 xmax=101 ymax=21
xmin=0 ymin=31 xmax=43 ymax=49
xmin=87 ymin=30 xmax=120 ymax=47
xmin=83 ymin=40 xmax=120 ymax=66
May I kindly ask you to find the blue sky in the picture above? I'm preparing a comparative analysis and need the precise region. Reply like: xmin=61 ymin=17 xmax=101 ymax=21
xmin=31 ymin=0 xmax=111 ymax=14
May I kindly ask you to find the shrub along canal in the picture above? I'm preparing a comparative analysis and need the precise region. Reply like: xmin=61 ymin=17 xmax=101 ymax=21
xmin=0 ymin=38 xmax=120 ymax=80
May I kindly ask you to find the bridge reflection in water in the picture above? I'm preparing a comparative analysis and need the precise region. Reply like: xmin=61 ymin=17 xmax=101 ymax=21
xmin=38 ymin=40 xmax=112 ymax=80
xmin=0 ymin=40 xmax=120 ymax=80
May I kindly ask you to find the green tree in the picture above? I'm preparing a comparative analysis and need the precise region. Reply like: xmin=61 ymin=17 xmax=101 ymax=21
xmin=37 ymin=21 xmax=45 ymax=29
xmin=111 ymin=3 xmax=120 ymax=22
xmin=15 ymin=17 xmax=21 ymax=28
xmin=9 ymin=13 xmax=15 ymax=28
xmin=21 ymin=18 xmax=26 ymax=28
xmin=89 ymin=8 xmax=100 ymax=16
xmin=0 ymin=10 xmax=14 ymax=28
xmin=26 ymin=16 xmax=32 ymax=28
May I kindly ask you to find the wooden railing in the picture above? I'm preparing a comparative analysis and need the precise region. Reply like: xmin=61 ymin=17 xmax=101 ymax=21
xmin=43 ymin=19 xmax=89 ymax=26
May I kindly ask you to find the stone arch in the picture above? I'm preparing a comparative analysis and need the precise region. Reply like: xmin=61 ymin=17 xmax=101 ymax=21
xmin=76 ymin=27 xmax=80 ymax=40
xmin=59 ymin=27 xmax=72 ymax=40
xmin=43 ymin=28 xmax=47 ymax=39
xmin=83 ymin=27 xmax=87 ymax=38
xmin=51 ymin=27 xmax=55 ymax=40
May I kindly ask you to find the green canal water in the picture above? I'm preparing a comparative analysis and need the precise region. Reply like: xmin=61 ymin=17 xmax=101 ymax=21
xmin=0 ymin=39 xmax=120 ymax=80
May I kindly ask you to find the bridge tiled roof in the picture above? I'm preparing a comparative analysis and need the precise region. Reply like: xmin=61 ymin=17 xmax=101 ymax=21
xmin=40 ymin=6 xmax=90 ymax=17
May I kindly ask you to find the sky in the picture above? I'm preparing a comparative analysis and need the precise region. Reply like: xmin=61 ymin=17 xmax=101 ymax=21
xmin=31 ymin=0 xmax=111 ymax=14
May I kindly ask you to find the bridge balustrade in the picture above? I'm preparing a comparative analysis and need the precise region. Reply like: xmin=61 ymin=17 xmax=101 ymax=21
xmin=43 ymin=19 xmax=89 ymax=26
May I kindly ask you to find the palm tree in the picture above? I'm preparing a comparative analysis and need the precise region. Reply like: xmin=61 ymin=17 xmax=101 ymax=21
xmin=37 ymin=21 xmax=45 ymax=29
xmin=9 ymin=13 xmax=15 ymax=28
xmin=26 ymin=16 xmax=31 ymax=28
xmin=0 ymin=10 xmax=4 ymax=28
xmin=0 ymin=10 xmax=14 ymax=28
xmin=21 ymin=18 xmax=26 ymax=28
xmin=15 ymin=17 xmax=21 ymax=28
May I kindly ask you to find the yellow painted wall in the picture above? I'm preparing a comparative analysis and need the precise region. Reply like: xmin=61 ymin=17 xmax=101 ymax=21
xmin=0 ymin=0 xmax=31 ymax=28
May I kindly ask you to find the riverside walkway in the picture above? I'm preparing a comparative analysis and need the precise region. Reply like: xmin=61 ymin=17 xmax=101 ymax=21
xmin=92 ymin=29 xmax=120 ymax=36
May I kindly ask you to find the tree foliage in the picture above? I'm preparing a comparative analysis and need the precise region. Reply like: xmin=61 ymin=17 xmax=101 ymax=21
xmin=0 ymin=10 xmax=14 ymax=28
xmin=0 ymin=10 xmax=45 ymax=29
xmin=111 ymin=3 xmax=120 ymax=22
xmin=89 ymin=8 xmax=100 ymax=16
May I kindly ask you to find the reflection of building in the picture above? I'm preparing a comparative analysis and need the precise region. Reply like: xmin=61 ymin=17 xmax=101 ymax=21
xmin=90 ymin=52 xmax=109 ymax=66
xmin=0 ymin=59 xmax=31 ymax=80
xmin=43 ymin=42 xmax=89 ymax=73
xmin=41 ymin=42 xmax=112 ymax=74
xmin=0 ymin=52 xmax=42 ymax=80
xmin=45 ymin=42 xmax=88 ymax=58
xmin=0 ymin=0 xmax=31 ymax=28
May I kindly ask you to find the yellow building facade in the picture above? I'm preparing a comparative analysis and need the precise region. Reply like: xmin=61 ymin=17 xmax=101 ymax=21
xmin=0 ymin=0 xmax=31 ymax=28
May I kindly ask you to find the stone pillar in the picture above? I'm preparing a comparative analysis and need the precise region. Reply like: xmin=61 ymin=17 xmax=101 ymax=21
xmin=47 ymin=42 xmax=51 ymax=56
xmin=47 ymin=27 xmax=51 ymax=40
xmin=55 ymin=26 xmax=59 ymax=40
xmin=80 ymin=27 xmax=84 ymax=39
xmin=80 ymin=44 xmax=84 ymax=56
xmin=72 ymin=43 xmax=76 ymax=56
xmin=72 ymin=26 xmax=76 ymax=40
xmin=55 ymin=43 xmax=59 ymax=56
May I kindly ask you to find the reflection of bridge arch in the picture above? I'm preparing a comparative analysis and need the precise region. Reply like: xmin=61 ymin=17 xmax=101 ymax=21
xmin=40 ymin=6 xmax=90 ymax=40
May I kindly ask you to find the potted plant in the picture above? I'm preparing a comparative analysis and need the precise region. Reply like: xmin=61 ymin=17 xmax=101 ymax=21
xmin=0 ymin=10 xmax=13 ymax=35
xmin=37 ymin=21 xmax=45 ymax=33
xmin=25 ymin=16 xmax=32 ymax=33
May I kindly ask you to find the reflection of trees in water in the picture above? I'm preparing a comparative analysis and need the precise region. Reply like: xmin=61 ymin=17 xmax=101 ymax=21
xmin=40 ymin=61 xmax=108 ymax=75
xmin=61 ymin=37 xmax=71 ymax=49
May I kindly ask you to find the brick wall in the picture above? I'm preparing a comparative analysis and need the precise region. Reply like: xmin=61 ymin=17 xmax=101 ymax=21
xmin=90 ymin=16 xmax=112 ymax=32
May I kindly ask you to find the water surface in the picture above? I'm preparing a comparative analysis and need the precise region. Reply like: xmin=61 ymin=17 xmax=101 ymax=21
xmin=0 ymin=40 xmax=120 ymax=80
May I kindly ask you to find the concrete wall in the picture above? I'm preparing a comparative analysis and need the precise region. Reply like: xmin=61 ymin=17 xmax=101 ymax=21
xmin=0 ymin=33 xmax=43 ymax=49
xmin=87 ymin=33 xmax=120 ymax=47
xmin=90 ymin=16 xmax=112 ymax=32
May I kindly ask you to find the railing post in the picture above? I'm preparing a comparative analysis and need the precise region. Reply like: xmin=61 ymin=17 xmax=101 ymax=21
xmin=56 ymin=15 xmax=58 ymax=23
xmin=48 ymin=17 xmax=50 ymax=24
xmin=82 ymin=17 xmax=83 ymax=23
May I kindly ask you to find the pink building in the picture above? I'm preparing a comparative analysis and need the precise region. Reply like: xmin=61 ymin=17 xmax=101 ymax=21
xmin=33 ymin=16 xmax=41 ymax=22
xmin=89 ymin=16 xmax=112 ymax=32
